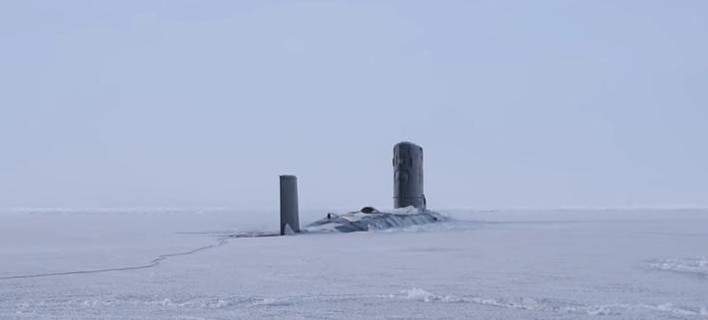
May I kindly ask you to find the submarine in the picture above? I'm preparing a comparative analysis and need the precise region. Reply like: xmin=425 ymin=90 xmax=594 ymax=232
xmin=278 ymin=142 xmax=445 ymax=235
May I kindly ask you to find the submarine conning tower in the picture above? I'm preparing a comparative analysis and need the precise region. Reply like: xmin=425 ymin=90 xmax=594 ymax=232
xmin=279 ymin=175 xmax=300 ymax=235
xmin=393 ymin=142 xmax=426 ymax=209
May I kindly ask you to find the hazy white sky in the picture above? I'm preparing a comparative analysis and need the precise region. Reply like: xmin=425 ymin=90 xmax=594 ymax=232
xmin=1 ymin=1 xmax=707 ymax=210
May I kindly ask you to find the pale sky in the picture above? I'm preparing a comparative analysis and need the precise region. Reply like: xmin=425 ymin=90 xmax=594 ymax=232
xmin=1 ymin=1 xmax=707 ymax=210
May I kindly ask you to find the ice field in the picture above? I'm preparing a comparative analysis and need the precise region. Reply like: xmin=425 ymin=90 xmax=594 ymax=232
xmin=1 ymin=208 xmax=707 ymax=319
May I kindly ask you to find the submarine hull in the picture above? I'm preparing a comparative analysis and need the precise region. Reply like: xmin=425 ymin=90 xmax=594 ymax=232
xmin=305 ymin=208 xmax=445 ymax=233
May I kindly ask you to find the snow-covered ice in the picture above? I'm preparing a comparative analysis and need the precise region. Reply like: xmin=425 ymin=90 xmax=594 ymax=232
xmin=1 ymin=208 xmax=707 ymax=319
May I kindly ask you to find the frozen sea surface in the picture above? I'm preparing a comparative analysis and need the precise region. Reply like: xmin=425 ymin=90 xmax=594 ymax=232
xmin=1 ymin=208 xmax=707 ymax=319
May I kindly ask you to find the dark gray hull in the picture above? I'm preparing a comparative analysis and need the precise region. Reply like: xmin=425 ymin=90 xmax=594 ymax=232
xmin=305 ymin=209 xmax=445 ymax=233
